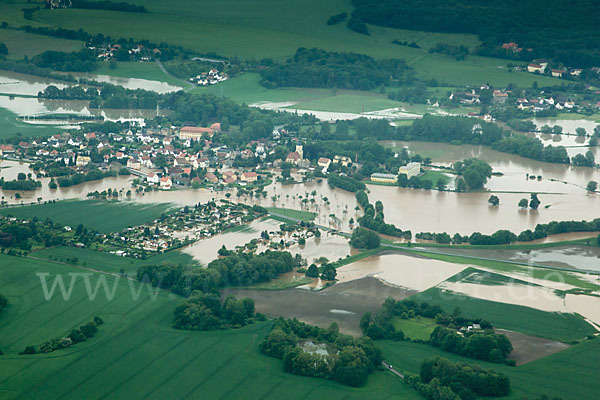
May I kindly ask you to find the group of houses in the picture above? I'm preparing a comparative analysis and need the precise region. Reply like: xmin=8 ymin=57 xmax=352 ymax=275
xmin=188 ymin=69 xmax=228 ymax=86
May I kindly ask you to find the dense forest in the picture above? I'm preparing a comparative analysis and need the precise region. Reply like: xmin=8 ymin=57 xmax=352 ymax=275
xmin=351 ymin=0 xmax=600 ymax=67
xmin=259 ymin=48 xmax=409 ymax=90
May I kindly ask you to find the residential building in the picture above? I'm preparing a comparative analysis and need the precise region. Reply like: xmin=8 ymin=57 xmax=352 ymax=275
xmin=241 ymin=171 xmax=258 ymax=182
xmin=160 ymin=176 xmax=172 ymax=190
xmin=76 ymin=156 xmax=91 ymax=166
xmin=399 ymin=162 xmax=421 ymax=178
xmin=318 ymin=157 xmax=331 ymax=169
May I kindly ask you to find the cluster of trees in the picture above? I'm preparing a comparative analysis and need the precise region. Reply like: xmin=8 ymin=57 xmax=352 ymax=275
xmin=21 ymin=316 xmax=103 ymax=355
xmin=406 ymin=356 xmax=510 ymax=400
xmin=56 ymin=169 xmax=116 ymax=187
xmin=350 ymin=0 xmax=600 ymax=67
xmin=32 ymin=49 xmax=98 ymax=72
xmin=70 ymin=0 xmax=147 ymax=13
xmin=350 ymin=227 xmax=381 ymax=249
xmin=572 ymin=151 xmax=596 ymax=167
xmin=0 ymin=42 xmax=7 ymax=56
xmin=355 ymin=191 xmax=408 ymax=238
xmin=347 ymin=18 xmax=369 ymax=35
xmin=260 ymin=318 xmax=383 ymax=387
xmin=136 ymin=250 xmax=295 ymax=297
xmin=387 ymin=83 xmax=429 ymax=104
xmin=429 ymin=43 xmax=469 ymax=60
xmin=327 ymin=175 xmax=365 ymax=192
xmin=305 ymin=263 xmax=337 ymax=281
xmin=173 ymin=292 xmax=259 ymax=330
xmin=326 ymin=12 xmax=347 ymax=25
xmin=259 ymin=48 xmax=408 ymax=90
xmin=493 ymin=135 xmax=570 ymax=164
xmin=429 ymin=326 xmax=513 ymax=363
xmin=0 ymin=177 xmax=41 ymax=191
xmin=453 ymin=158 xmax=492 ymax=190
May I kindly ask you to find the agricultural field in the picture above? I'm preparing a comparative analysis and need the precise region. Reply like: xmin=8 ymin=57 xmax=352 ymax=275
xmin=0 ymin=29 xmax=83 ymax=59
xmin=0 ymin=200 xmax=174 ymax=233
xmin=0 ymin=0 xmax=559 ymax=87
xmin=0 ymin=254 xmax=419 ymax=400
xmin=379 ymin=338 xmax=600 ymax=400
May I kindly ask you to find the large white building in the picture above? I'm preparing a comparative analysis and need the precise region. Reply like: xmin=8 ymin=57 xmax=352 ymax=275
xmin=399 ymin=162 xmax=421 ymax=178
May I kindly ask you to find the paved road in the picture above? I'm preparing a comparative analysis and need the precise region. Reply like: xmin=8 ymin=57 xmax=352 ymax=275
xmin=382 ymin=361 xmax=405 ymax=379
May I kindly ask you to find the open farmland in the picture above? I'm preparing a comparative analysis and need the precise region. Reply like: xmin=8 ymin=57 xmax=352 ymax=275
xmin=0 ymin=254 xmax=419 ymax=400
xmin=0 ymin=200 xmax=173 ymax=233
xmin=379 ymin=338 xmax=600 ymax=400
xmin=0 ymin=0 xmax=560 ymax=87
xmin=0 ymin=29 xmax=83 ymax=59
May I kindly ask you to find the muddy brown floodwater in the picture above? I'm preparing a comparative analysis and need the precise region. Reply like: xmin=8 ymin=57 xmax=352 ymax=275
xmin=224 ymin=277 xmax=417 ymax=336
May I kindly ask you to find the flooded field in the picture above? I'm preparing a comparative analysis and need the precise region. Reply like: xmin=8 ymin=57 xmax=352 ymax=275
xmin=0 ymin=160 xmax=134 ymax=204
xmin=71 ymin=73 xmax=182 ymax=93
xmin=336 ymin=252 xmax=466 ymax=291
xmin=224 ymin=277 xmax=416 ymax=336
xmin=182 ymin=218 xmax=281 ymax=265
xmin=433 ymin=245 xmax=600 ymax=272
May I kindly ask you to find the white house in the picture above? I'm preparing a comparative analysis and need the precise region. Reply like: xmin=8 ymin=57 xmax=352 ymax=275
xmin=399 ymin=162 xmax=421 ymax=178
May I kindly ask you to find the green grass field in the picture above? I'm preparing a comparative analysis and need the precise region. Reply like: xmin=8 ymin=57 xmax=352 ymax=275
xmin=266 ymin=207 xmax=317 ymax=222
xmin=30 ymin=245 xmax=198 ymax=275
xmin=0 ymin=106 xmax=61 ymax=138
xmin=0 ymin=200 xmax=173 ymax=233
xmin=0 ymin=29 xmax=83 ymax=59
xmin=379 ymin=338 xmax=600 ymax=400
xmin=409 ymin=287 xmax=596 ymax=341
xmin=0 ymin=254 xmax=419 ymax=399
xmin=392 ymin=316 xmax=437 ymax=341
xmin=420 ymin=170 xmax=451 ymax=186
xmin=0 ymin=0 xmax=560 ymax=87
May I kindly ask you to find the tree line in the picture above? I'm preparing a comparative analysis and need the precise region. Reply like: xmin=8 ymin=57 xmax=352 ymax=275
xmin=260 ymin=318 xmax=383 ymax=387
xmin=20 ymin=316 xmax=103 ymax=355
xmin=136 ymin=250 xmax=295 ymax=297
xmin=70 ymin=0 xmax=147 ymax=13
xmin=355 ymin=190 xmax=409 ymax=238
xmin=259 ymin=47 xmax=409 ymax=90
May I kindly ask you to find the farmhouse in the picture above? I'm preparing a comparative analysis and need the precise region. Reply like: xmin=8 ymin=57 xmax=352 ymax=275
xmin=492 ymin=90 xmax=508 ymax=104
xmin=551 ymin=69 xmax=566 ymax=78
